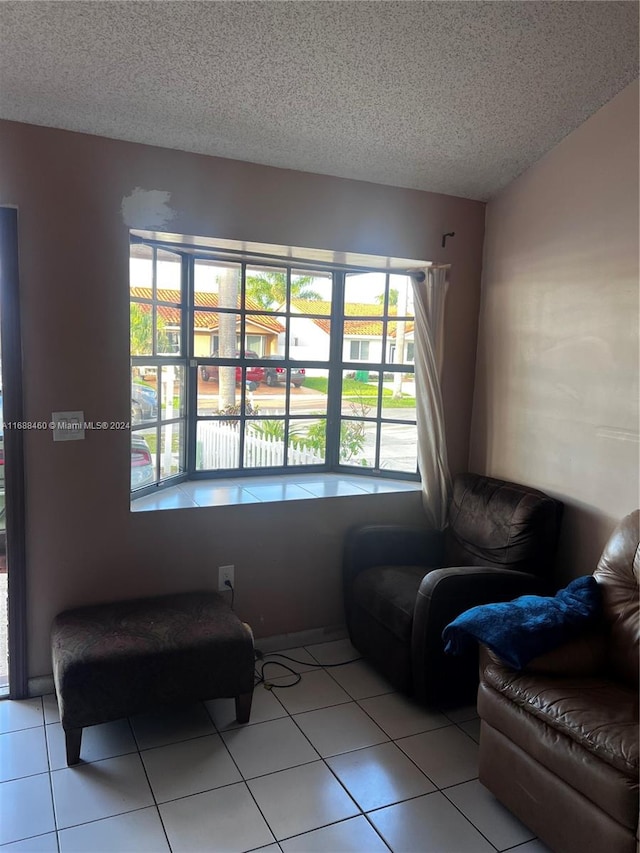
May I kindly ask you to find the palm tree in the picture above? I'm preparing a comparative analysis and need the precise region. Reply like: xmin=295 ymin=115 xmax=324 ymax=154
xmin=130 ymin=303 xmax=153 ymax=355
xmin=245 ymin=271 xmax=322 ymax=310
xmin=374 ymin=288 xmax=399 ymax=307
xmin=130 ymin=303 xmax=171 ymax=354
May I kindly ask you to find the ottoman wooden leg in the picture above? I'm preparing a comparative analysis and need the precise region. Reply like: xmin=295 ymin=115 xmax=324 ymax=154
xmin=235 ymin=691 xmax=253 ymax=724
xmin=64 ymin=727 xmax=83 ymax=765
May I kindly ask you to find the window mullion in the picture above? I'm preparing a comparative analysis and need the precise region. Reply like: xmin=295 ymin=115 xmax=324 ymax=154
xmin=184 ymin=253 xmax=193 ymax=359
xmin=239 ymin=263 xmax=247 ymax=469
xmin=283 ymin=267 xmax=292 ymax=462
xmin=185 ymin=254 xmax=197 ymax=476
xmin=151 ymin=247 xmax=158 ymax=356
xmin=372 ymin=275 xmax=390 ymax=471
xmin=326 ymin=270 xmax=344 ymax=470
xmin=240 ymin=261 xmax=247 ymax=352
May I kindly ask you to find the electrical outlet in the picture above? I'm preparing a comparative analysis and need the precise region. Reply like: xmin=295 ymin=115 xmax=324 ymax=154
xmin=218 ymin=564 xmax=235 ymax=591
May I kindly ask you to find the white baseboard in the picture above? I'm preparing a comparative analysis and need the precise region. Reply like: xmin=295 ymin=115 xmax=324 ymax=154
xmin=28 ymin=675 xmax=54 ymax=698
xmin=254 ymin=624 xmax=348 ymax=654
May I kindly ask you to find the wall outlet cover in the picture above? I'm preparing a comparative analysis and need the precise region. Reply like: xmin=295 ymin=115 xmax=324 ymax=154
xmin=218 ymin=564 xmax=235 ymax=591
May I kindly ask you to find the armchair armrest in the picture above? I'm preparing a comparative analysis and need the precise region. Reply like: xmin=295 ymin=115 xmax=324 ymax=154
xmin=411 ymin=566 xmax=546 ymax=705
xmin=417 ymin=566 xmax=548 ymax=617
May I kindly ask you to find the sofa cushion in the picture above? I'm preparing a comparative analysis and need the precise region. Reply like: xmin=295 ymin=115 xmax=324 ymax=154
xmin=480 ymin=715 xmax=638 ymax=850
xmin=353 ymin=565 xmax=427 ymax=642
xmin=479 ymin=681 xmax=639 ymax=831
xmin=445 ymin=473 xmax=562 ymax=576
xmin=483 ymin=659 xmax=638 ymax=777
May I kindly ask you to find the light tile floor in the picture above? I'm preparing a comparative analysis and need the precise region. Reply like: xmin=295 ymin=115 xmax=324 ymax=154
xmin=0 ymin=640 xmax=552 ymax=852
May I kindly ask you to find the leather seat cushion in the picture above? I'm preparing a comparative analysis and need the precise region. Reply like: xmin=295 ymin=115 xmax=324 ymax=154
xmin=352 ymin=565 xmax=428 ymax=642
xmin=483 ymin=660 xmax=638 ymax=776
xmin=479 ymin=682 xmax=639 ymax=830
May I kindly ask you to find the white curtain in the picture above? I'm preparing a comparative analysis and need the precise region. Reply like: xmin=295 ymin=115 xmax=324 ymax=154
xmin=410 ymin=266 xmax=452 ymax=530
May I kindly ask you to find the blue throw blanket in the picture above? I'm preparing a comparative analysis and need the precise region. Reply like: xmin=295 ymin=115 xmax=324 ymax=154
xmin=442 ymin=576 xmax=602 ymax=670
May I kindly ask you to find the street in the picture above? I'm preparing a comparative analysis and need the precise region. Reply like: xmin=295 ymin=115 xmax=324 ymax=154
xmin=196 ymin=377 xmax=417 ymax=472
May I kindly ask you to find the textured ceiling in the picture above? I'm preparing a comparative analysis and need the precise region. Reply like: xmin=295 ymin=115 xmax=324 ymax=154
xmin=0 ymin=1 xmax=637 ymax=200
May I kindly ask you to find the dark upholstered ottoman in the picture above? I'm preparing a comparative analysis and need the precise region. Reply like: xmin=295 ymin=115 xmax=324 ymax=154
xmin=51 ymin=591 xmax=254 ymax=765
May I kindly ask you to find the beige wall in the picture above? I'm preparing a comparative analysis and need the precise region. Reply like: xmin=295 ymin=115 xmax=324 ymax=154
xmin=471 ymin=81 xmax=639 ymax=582
xmin=0 ymin=121 xmax=485 ymax=677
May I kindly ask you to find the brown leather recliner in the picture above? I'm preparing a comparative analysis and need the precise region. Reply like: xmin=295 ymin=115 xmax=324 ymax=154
xmin=478 ymin=510 xmax=639 ymax=853
xmin=343 ymin=473 xmax=563 ymax=706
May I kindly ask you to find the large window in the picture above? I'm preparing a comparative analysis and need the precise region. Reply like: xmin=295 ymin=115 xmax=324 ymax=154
xmin=130 ymin=237 xmax=419 ymax=495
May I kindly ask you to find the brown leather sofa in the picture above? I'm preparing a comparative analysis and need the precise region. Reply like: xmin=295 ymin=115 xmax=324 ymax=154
xmin=478 ymin=510 xmax=639 ymax=853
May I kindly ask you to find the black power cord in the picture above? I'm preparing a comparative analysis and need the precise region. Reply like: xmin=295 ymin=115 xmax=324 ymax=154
xmin=253 ymin=649 xmax=362 ymax=690
xmin=224 ymin=590 xmax=360 ymax=689
xmin=224 ymin=579 xmax=235 ymax=610
xmin=255 ymin=659 xmax=302 ymax=689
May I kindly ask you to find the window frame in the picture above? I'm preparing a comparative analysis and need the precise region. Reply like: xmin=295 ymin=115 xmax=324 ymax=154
xmin=130 ymin=245 xmax=188 ymax=490
xmin=130 ymin=237 xmax=420 ymax=497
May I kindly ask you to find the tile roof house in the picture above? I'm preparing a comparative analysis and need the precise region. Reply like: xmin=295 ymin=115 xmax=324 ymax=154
xmin=130 ymin=287 xmax=284 ymax=357
xmin=289 ymin=301 xmax=415 ymax=365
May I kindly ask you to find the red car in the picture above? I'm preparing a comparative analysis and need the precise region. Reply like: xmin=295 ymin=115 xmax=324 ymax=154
xmin=199 ymin=351 xmax=265 ymax=386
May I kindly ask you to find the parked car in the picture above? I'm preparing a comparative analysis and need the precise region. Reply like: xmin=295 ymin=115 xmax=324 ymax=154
xmin=263 ymin=356 xmax=306 ymax=388
xmin=131 ymin=434 xmax=155 ymax=489
xmin=200 ymin=351 xmax=266 ymax=387
xmin=132 ymin=381 xmax=158 ymax=424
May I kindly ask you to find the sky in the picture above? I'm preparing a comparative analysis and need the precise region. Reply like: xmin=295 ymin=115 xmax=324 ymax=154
xmin=130 ymin=258 xmax=413 ymax=309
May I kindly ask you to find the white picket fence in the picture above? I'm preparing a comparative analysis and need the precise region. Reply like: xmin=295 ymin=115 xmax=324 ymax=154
xmin=197 ymin=421 xmax=324 ymax=469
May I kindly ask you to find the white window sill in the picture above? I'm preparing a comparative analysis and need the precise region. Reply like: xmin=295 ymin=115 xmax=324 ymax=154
xmin=131 ymin=473 xmax=421 ymax=512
